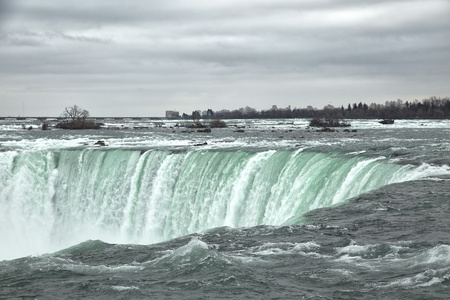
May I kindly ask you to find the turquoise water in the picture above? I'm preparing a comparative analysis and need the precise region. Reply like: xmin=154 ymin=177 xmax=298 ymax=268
xmin=1 ymin=148 xmax=438 ymax=260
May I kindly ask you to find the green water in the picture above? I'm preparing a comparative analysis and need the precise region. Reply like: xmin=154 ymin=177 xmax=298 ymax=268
xmin=0 ymin=148 xmax=423 ymax=260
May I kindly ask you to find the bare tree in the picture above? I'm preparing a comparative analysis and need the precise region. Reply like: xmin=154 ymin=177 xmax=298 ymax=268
xmin=62 ymin=105 xmax=89 ymax=123
xmin=309 ymin=109 xmax=350 ymax=127
xmin=192 ymin=110 xmax=201 ymax=125
xmin=56 ymin=105 xmax=99 ymax=129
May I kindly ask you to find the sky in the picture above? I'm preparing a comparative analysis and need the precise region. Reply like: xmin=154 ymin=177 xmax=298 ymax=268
xmin=1 ymin=0 xmax=449 ymax=117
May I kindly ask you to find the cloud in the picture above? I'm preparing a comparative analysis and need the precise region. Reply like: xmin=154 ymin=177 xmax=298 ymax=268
xmin=0 ymin=0 xmax=449 ymax=116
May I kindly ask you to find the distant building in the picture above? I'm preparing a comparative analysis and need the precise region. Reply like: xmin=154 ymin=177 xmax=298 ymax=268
xmin=165 ymin=110 xmax=180 ymax=118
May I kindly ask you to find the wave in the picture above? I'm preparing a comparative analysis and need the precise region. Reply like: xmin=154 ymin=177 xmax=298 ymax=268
xmin=0 ymin=148 xmax=448 ymax=260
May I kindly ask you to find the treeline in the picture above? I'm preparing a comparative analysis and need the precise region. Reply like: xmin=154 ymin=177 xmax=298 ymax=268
xmin=336 ymin=96 xmax=450 ymax=119
xmin=185 ymin=96 xmax=450 ymax=120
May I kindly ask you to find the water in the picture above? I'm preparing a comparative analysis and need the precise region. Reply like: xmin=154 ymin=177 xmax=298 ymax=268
xmin=1 ymin=118 xmax=450 ymax=299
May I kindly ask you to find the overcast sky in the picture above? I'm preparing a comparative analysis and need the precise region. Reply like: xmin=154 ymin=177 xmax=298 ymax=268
xmin=1 ymin=0 xmax=449 ymax=117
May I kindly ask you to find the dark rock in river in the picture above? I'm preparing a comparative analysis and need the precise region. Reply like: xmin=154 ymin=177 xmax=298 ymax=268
xmin=94 ymin=140 xmax=106 ymax=146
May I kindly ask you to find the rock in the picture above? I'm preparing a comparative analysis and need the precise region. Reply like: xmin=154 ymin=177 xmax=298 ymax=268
xmin=316 ymin=127 xmax=335 ymax=132
xmin=194 ymin=142 xmax=208 ymax=146
xmin=94 ymin=140 xmax=106 ymax=146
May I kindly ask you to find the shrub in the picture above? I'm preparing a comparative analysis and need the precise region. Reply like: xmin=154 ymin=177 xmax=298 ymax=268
xmin=209 ymin=119 xmax=227 ymax=128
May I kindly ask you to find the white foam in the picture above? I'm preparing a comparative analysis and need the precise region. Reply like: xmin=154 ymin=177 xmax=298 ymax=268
xmin=382 ymin=268 xmax=450 ymax=288
xmin=409 ymin=245 xmax=450 ymax=267
xmin=66 ymin=263 xmax=144 ymax=274
xmin=252 ymin=241 xmax=322 ymax=257
xmin=111 ymin=285 xmax=140 ymax=291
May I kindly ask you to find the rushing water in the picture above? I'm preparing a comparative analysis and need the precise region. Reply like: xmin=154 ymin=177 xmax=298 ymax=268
xmin=1 ymin=118 xmax=450 ymax=299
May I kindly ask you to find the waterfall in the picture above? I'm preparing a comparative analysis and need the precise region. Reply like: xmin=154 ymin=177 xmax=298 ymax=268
xmin=0 ymin=148 xmax=445 ymax=260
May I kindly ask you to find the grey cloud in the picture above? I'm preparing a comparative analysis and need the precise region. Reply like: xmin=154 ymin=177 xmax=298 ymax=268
xmin=0 ymin=0 xmax=449 ymax=116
